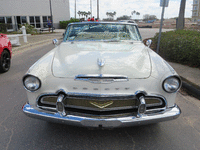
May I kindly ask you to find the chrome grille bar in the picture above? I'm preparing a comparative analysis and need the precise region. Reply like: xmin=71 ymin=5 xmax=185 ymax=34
xmin=74 ymin=74 xmax=128 ymax=83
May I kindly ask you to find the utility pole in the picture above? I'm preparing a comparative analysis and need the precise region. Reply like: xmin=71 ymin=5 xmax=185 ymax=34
xmin=49 ymin=0 xmax=53 ymax=33
xmin=177 ymin=0 xmax=186 ymax=29
xmin=90 ymin=0 xmax=92 ymax=18
xmin=75 ymin=0 xmax=76 ymax=19
xmin=97 ymin=0 xmax=99 ymax=19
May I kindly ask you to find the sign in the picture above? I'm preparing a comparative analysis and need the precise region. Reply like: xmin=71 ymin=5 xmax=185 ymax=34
xmin=160 ymin=0 xmax=169 ymax=7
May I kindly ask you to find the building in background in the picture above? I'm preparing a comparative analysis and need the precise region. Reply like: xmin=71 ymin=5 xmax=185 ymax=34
xmin=192 ymin=0 xmax=200 ymax=22
xmin=0 ymin=0 xmax=70 ymax=31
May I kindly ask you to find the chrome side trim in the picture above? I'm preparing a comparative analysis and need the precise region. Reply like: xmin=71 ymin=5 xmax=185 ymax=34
xmin=23 ymin=103 xmax=181 ymax=128
xmin=74 ymin=74 xmax=129 ymax=84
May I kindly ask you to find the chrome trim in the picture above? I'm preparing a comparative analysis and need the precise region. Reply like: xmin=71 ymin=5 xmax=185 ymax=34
xmin=40 ymin=96 xmax=58 ymax=105
xmin=137 ymin=96 xmax=146 ymax=117
xmin=74 ymin=74 xmax=129 ymax=84
xmin=36 ymin=91 xmax=167 ymax=110
xmin=22 ymin=74 xmax=42 ymax=93
xmin=56 ymin=94 xmax=66 ymax=116
xmin=38 ymin=106 xmax=56 ymax=111
xmin=89 ymin=101 xmax=114 ymax=109
xmin=65 ymin=105 xmax=136 ymax=111
xmin=23 ymin=103 xmax=181 ymax=128
xmin=66 ymin=92 xmax=135 ymax=99
xmin=146 ymin=39 xmax=152 ymax=47
xmin=162 ymin=75 xmax=182 ymax=93
xmin=97 ymin=58 xmax=105 ymax=67
xmin=145 ymin=97 xmax=163 ymax=107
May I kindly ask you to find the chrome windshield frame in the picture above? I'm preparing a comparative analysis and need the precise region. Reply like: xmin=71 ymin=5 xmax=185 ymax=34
xmin=63 ymin=22 xmax=142 ymax=42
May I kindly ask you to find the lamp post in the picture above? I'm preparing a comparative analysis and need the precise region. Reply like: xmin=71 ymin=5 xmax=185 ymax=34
xmin=97 ymin=0 xmax=99 ymax=19
xmin=90 ymin=0 xmax=92 ymax=18
xmin=75 ymin=0 xmax=76 ymax=19
xmin=177 ymin=0 xmax=186 ymax=29
xmin=49 ymin=0 xmax=53 ymax=32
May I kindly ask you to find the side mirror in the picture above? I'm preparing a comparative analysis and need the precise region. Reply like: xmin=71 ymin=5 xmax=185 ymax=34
xmin=52 ymin=39 xmax=59 ymax=47
xmin=146 ymin=39 xmax=152 ymax=48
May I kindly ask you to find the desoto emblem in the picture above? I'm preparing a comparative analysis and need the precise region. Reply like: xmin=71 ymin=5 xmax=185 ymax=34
xmin=90 ymin=101 xmax=113 ymax=109
xmin=97 ymin=58 xmax=105 ymax=67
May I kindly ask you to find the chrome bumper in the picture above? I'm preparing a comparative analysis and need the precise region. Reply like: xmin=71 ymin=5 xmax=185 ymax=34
xmin=22 ymin=103 xmax=181 ymax=128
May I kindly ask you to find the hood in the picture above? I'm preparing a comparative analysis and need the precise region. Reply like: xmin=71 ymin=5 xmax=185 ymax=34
xmin=52 ymin=41 xmax=151 ymax=79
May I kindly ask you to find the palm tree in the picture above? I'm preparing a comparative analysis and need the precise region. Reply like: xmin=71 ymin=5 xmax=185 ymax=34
xmin=77 ymin=11 xmax=81 ymax=18
xmin=106 ymin=12 xmax=109 ymax=17
xmin=136 ymin=12 xmax=140 ymax=19
xmin=131 ymin=10 xmax=136 ymax=19
xmin=87 ymin=11 xmax=91 ymax=17
xmin=83 ymin=11 xmax=86 ymax=19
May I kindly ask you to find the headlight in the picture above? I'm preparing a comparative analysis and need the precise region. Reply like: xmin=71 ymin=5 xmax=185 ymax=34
xmin=163 ymin=76 xmax=181 ymax=93
xmin=23 ymin=75 xmax=41 ymax=92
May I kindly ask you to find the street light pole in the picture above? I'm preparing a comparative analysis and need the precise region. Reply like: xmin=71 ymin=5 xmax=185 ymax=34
xmin=49 ymin=0 xmax=53 ymax=32
xmin=75 ymin=0 xmax=76 ymax=19
xmin=177 ymin=0 xmax=186 ymax=29
xmin=97 ymin=0 xmax=99 ymax=19
xmin=90 ymin=0 xmax=92 ymax=18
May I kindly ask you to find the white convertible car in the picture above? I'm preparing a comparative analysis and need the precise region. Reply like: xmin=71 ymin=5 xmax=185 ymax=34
xmin=22 ymin=22 xmax=181 ymax=128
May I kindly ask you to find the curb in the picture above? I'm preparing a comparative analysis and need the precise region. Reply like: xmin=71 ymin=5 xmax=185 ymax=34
xmin=180 ymin=76 xmax=200 ymax=100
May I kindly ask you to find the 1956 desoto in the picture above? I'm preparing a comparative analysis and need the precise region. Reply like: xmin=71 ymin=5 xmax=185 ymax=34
xmin=22 ymin=22 xmax=181 ymax=128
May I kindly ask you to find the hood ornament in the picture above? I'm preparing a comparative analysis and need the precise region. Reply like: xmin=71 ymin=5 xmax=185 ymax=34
xmin=97 ymin=58 xmax=105 ymax=67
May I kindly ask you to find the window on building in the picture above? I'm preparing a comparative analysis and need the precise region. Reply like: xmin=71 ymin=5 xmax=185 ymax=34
xmin=35 ymin=16 xmax=41 ymax=28
xmin=0 ymin=17 xmax=5 ymax=23
xmin=195 ymin=0 xmax=198 ymax=4
xmin=6 ymin=16 xmax=13 ymax=29
xmin=21 ymin=16 xmax=27 ymax=24
xmin=29 ymin=16 xmax=41 ymax=28
xmin=42 ymin=16 xmax=51 ymax=28
xmin=194 ymin=6 xmax=197 ymax=10
xmin=29 ymin=16 xmax=35 ymax=27
xmin=0 ymin=16 xmax=13 ymax=30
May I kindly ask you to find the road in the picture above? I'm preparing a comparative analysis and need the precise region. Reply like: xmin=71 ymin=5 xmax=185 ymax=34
xmin=0 ymin=32 xmax=200 ymax=150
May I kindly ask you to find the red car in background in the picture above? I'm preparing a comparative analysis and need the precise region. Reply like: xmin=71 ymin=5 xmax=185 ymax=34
xmin=0 ymin=33 xmax=12 ymax=73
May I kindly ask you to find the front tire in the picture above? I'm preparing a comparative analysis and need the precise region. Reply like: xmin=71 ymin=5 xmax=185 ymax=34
xmin=0 ymin=50 xmax=11 ymax=73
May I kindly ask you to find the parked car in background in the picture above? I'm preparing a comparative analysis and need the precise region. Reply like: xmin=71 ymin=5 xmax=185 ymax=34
xmin=22 ymin=22 xmax=181 ymax=128
xmin=0 ymin=34 xmax=12 ymax=73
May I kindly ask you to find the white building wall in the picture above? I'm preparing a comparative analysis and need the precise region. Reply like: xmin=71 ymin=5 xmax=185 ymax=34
xmin=0 ymin=0 xmax=70 ymax=29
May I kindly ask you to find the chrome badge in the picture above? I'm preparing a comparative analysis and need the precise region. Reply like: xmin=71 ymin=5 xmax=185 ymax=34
xmin=97 ymin=58 xmax=105 ymax=67
xmin=90 ymin=101 xmax=113 ymax=109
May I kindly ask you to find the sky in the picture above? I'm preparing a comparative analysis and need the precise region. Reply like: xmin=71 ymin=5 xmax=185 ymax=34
xmin=69 ymin=0 xmax=193 ymax=20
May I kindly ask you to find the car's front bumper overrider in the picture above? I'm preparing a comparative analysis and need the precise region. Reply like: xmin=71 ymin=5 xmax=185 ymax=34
xmin=22 ymin=103 xmax=181 ymax=128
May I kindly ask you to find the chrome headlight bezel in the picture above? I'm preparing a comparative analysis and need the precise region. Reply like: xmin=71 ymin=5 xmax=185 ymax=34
xmin=23 ymin=75 xmax=41 ymax=92
xmin=162 ymin=76 xmax=181 ymax=93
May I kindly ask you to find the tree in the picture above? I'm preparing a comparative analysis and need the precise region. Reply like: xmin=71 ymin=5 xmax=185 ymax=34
xmin=77 ymin=11 xmax=91 ymax=19
xmin=143 ymin=14 xmax=150 ymax=21
xmin=117 ymin=15 xmax=131 ymax=20
xmin=149 ymin=15 xmax=157 ymax=20
xmin=106 ymin=11 xmax=117 ymax=19
xmin=131 ymin=10 xmax=136 ymax=19
xmin=136 ymin=12 xmax=140 ymax=19
xmin=143 ymin=14 xmax=157 ymax=21
xmin=77 ymin=11 xmax=81 ymax=18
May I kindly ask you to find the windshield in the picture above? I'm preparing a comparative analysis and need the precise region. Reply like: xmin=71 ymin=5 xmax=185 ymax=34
xmin=63 ymin=23 xmax=142 ymax=42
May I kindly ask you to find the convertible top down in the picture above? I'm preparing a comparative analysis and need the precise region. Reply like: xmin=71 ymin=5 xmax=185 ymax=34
xmin=22 ymin=22 xmax=181 ymax=128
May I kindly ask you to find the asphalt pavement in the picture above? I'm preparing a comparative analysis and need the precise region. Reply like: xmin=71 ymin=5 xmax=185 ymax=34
xmin=1 ymin=32 xmax=200 ymax=149
xmin=9 ymin=29 xmax=200 ymax=100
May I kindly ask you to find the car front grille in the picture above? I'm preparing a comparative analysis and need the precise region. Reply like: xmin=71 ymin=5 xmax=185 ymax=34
xmin=37 ymin=93 xmax=166 ymax=116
